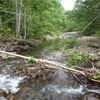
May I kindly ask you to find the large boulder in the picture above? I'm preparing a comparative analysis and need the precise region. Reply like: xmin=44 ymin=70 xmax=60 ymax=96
xmin=59 ymin=32 xmax=77 ymax=39
xmin=78 ymin=36 xmax=100 ymax=48
xmin=44 ymin=34 xmax=57 ymax=41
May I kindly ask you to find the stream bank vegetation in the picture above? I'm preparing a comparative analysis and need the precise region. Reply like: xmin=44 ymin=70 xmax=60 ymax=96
xmin=0 ymin=0 xmax=100 ymax=51
xmin=58 ymin=37 xmax=80 ymax=49
xmin=0 ymin=1 xmax=100 ymax=98
xmin=0 ymin=43 xmax=100 ymax=84
xmin=0 ymin=36 xmax=100 ymax=98
xmin=0 ymin=0 xmax=69 ymax=53
xmin=0 ymin=0 xmax=66 ymax=44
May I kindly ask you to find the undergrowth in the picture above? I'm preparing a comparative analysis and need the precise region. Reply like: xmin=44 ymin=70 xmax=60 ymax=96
xmin=19 ymin=39 xmax=33 ymax=46
xmin=58 ymin=37 xmax=80 ymax=50
xmin=66 ymin=52 xmax=91 ymax=69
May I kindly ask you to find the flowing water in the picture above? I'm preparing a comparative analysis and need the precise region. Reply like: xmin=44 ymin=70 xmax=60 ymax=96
xmin=0 ymin=59 xmax=26 ymax=93
xmin=0 ymin=36 xmax=100 ymax=99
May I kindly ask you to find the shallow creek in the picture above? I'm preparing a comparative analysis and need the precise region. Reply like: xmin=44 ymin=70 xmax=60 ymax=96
xmin=0 ymin=38 xmax=100 ymax=100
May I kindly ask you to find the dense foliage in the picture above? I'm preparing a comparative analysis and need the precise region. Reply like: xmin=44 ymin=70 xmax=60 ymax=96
xmin=71 ymin=0 xmax=100 ymax=36
xmin=59 ymin=37 xmax=80 ymax=49
xmin=1 ymin=0 xmax=100 ymax=41
xmin=0 ymin=0 xmax=67 ymax=40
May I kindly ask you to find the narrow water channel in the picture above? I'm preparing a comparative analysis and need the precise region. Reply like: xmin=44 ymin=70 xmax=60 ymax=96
xmin=20 ymin=39 xmax=84 ymax=100
xmin=0 ymin=37 xmax=100 ymax=100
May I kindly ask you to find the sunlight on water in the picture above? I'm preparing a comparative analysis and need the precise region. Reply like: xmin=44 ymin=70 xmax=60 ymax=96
xmin=0 ymin=74 xmax=25 ymax=93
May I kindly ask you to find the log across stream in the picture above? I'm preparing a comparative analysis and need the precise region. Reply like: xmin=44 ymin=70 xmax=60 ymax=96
xmin=0 ymin=50 xmax=100 ymax=83
xmin=0 ymin=38 xmax=100 ymax=100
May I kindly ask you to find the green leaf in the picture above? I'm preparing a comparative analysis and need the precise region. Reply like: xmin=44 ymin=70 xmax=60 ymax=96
xmin=93 ymin=75 xmax=97 ymax=79
xmin=28 ymin=56 xmax=34 ymax=63
xmin=71 ymin=65 xmax=75 ymax=69
xmin=0 ymin=33 xmax=3 ymax=37
xmin=93 ymin=75 xmax=100 ymax=79
xmin=7 ymin=55 xmax=13 ymax=60
xmin=77 ymin=56 xmax=82 ymax=60
xmin=98 ymin=72 xmax=100 ymax=75
xmin=7 ymin=28 xmax=11 ymax=32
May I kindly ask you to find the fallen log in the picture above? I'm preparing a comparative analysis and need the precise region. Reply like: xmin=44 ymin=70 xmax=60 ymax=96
xmin=1 ymin=50 xmax=100 ymax=83
xmin=0 ymin=50 xmax=85 ymax=76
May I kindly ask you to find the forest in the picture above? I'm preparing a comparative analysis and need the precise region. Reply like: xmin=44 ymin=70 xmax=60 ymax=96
xmin=0 ymin=0 xmax=100 ymax=100
xmin=0 ymin=0 xmax=100 ymax=42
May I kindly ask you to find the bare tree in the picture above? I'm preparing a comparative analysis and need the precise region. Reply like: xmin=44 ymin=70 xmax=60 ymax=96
xmin=15 ymin=0 xmax=22 ymax=39
xmin=0 ymin=16 xmax=2 ymax=27
xmin=24 ymin=10 xmax=27 ymax=40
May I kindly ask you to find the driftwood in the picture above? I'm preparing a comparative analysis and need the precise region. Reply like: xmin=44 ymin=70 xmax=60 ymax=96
xmin=0 ymin=50 xmax=100 ymax=83
xmin=0 ymin=50 xmax=85 ymax=75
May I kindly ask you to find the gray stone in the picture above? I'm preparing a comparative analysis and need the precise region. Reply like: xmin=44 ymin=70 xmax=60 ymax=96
xmin=44 ymin=34 xmax=57 ymax=41
xmin=59 ymin=32 xmax=77 ymax=39
xmin=56 ymin=92 xmax=74 ymax=100
xmin=90 ymin=54 xmax=100 ymax=61
xmin=0 ymin=97 xmax=7 ymax=100
xmin=98 ymin=53 xmax=100 ymax=56
xmin=96 ymin=61 xmax=100 ymax=67
xmin=78 ymin=92 xmax=100 ymax=100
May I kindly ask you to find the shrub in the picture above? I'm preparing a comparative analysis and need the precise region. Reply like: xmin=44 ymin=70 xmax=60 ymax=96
xmin=60 ymin=37 xmax=80 ymax=49
xmin=66 ymin=52 xmax=91 ymax=69
xmin=93 ymin=29 xmax=100 ymax=37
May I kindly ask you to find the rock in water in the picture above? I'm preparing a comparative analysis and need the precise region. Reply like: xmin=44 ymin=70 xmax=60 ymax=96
xmin=78 ymin=92 xmax=100 ymax=100
xmin=0 ymin=97 xmax=7 ymax=100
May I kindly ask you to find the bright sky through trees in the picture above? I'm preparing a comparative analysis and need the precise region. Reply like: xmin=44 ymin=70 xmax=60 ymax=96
xmin=60 ymin=0 xmax=76 ymax=10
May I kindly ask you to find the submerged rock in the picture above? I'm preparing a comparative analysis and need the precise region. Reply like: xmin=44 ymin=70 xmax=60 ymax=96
xmin=56 ymin=92 xmax=74 ymax=100
xmin=78 ymin=92 xmax=100 ymax=100
xmin=0 ymin=97 xmax=7 ymax=100
xmin=0 ymin=89 xmax=8 ymax=98
xmin=0 ymin=89 xmax=10 ymax=100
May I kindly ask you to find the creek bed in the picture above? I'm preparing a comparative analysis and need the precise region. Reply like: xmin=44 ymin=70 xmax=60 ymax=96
xmin=0 ymin=38 xmax=100 ymax=100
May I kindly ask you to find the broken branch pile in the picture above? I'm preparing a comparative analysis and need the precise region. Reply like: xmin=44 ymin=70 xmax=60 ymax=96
xmin=0 ymin=50 xmax=100 ymax=83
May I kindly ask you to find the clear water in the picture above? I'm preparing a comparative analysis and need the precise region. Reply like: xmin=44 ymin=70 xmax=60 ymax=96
xmin=0 ymin=39 xmax=62 ymax=94
xmin=0 ymin=36 xmax=100 ymax=97
xmin=0 ymin=39 xmax=63 ymax=94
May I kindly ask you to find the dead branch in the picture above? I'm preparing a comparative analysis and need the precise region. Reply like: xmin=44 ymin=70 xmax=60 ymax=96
xmin=0 ymin=50 xmax=85 ymax=76
xmin=72 ymin=73 xmax=89 ymax=91
xmin=0 ymin=50 xmax=100 ymax=83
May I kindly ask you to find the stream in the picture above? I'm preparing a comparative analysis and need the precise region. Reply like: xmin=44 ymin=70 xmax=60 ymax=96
xmin=0 ymin=35 xmax=100 ymax=100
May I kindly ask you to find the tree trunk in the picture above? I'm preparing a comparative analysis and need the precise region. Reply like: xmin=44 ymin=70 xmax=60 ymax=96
xmin=15 ymin=0 xmax=18 ymax=38
xmin=15 ymin=0 xmax=22 ymax=39
xmin=0 ymin=16 xmax=2 ymax=27
xmin=24 ymin=10 xmax=27 ymax=40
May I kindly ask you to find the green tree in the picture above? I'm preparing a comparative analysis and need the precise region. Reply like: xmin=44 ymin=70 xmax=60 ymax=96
xmin=72 ymin=0 xmax=100 ymax=35
xmin=0 ymin=0 xmax=67 ymax=40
